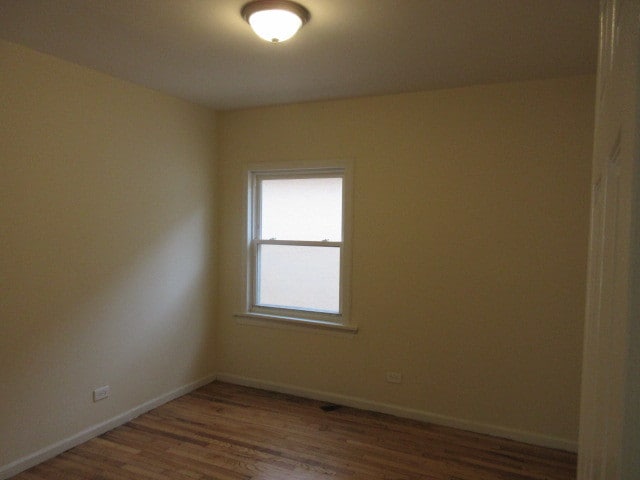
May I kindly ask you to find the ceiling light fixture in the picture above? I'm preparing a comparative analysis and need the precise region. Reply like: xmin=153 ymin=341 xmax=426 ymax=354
xmin=241 ymin=0 xmax=310 ymax=43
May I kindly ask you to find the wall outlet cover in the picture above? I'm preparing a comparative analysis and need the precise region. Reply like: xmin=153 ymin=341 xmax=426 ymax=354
xmin=93 ymin=385 xmax=111 ymax=402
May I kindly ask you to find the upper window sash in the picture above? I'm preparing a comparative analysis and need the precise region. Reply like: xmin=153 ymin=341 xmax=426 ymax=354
xmin=251 ymin=170 xmax=345 ymax=243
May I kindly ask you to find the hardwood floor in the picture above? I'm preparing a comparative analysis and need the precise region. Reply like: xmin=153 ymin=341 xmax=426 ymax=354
xmin=12 ymin=382 xmax=577 ymax=480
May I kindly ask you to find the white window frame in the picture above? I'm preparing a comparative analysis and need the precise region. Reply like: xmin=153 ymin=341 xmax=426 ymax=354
xmin=238 ymin=161 xmax=354 ymax=330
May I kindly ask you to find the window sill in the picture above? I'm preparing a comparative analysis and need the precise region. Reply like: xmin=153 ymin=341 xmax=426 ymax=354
xmin=234 ymin=312 xmax=358 ymax=334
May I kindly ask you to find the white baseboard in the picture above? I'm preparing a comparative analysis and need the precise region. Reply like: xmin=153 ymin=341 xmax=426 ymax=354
xmin=0 ymin=373 xmax=217 ymax=480
xmin=216 ymin=373 xmax=578 ymax=453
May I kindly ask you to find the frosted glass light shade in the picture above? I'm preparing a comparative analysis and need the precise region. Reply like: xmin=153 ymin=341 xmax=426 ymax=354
xmin=242 ymin=1 xmax=310 ymax=43
xmin=248 ymin=9 xmax=302 ymax=42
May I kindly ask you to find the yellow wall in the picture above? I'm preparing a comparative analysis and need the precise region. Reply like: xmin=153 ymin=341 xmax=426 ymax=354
xmin=0 ymin=40 xmax=217 ymax=467
xmin=0 ymin=35 xmax=595 ymax=470
xmin=216 ymin=76 xmax=595 ymax=446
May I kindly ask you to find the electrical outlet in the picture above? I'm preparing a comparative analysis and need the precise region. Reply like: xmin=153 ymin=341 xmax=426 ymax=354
xmin=93 ymin=385 xmax=110 ymax=402
xmin=386 ymin=372 xmax=402 ymax=384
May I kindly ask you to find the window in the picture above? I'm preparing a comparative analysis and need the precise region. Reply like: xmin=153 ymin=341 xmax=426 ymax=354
xmin=241 ymin=163 xmax=352 ymax=328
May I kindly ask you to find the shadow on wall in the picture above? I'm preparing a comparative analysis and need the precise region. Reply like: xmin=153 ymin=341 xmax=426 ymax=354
xmin=1 ymin=204 xmax=215 ymax=464
xmin=0 ymin=38 xmax=217 ymax=469
xmin=69 ymin=207 xmax=213 ymax=381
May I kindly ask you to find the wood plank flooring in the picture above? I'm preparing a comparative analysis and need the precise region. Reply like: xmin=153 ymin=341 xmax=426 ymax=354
xmin=12 ymin=381 xmax=577 ymax=479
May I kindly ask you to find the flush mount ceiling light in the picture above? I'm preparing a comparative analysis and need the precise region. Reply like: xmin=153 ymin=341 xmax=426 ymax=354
xmin=241 ymin=0 xmax=310 ymax=43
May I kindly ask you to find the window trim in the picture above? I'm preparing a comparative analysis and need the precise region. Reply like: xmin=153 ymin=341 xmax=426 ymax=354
xmin=238 ymin=161 xmax=354 ymax=330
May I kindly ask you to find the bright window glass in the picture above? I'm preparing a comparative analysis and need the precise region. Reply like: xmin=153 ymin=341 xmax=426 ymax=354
xmin=260 ymin=177 xmax=342 ymax=241
xmin=257 ymin=244 xmax=340 ymax=313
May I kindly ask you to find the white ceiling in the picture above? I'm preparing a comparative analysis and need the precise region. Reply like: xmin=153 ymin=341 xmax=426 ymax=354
xmin=0 ymin=0 xmax=598 ymax=110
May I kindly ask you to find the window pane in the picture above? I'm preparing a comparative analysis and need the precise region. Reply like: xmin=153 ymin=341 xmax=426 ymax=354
xmin=257 ymin=244 xmax=340 ymax=313
xmin=260 ymin=177 xmax=342 ymax=241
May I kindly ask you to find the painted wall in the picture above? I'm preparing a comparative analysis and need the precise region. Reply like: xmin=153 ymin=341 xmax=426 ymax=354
xmin=0 ymin=40 xmax=217 ymax=468
xmin=0 ymin=35 xmax=594 ymax=470
xmin=216 ymin=76 xmax=595 ymax=447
